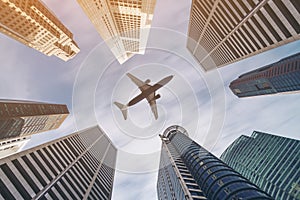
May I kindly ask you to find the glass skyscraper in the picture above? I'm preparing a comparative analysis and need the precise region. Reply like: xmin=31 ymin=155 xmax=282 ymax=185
xmin=157 ymin=125 xmax=273 ymax=200
xmin=221 ymin=131 xmax=300 ymax=200
xmin=230 ymin=52 xmax=300 ymax=97
xmin=0 ymin=126 xmax=117 ymax=199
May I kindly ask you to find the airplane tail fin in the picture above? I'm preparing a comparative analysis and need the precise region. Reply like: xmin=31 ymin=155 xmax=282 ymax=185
xmin=114 ymin=102 xmax=128 ymax=120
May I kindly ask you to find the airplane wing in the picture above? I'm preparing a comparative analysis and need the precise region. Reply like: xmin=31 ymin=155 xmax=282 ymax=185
xmin=146 ymin=92 xmax=158 ymax=120
xmin=127 ymin=73 xmax=150 ymax=91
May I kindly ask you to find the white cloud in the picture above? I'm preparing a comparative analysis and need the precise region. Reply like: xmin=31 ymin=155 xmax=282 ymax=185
xmin=112 ymin=171 xmax=158 ymax=200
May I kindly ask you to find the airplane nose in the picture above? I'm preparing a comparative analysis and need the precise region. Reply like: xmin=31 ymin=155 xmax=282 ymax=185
xmin=166 ymin=75 xmax=174 ymax=82
xmin=157 ymin=75 xmax=174 ymax=86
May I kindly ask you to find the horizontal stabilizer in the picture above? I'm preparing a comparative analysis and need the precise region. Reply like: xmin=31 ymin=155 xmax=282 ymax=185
xmin=114 ymin=102 xmax=128 ymax=120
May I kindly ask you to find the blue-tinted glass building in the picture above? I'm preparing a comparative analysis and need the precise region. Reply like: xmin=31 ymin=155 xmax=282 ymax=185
xmin=157 ymin=125 xmax=273 ymax=200
xmin=221 ymin=131 xmax=300 ymax=200
xmin=230 ymin=52 xmax=300 ymax=97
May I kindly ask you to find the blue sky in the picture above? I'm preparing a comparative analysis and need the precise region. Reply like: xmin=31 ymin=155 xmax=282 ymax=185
xmin=0 ymin=0 xmax=299 ymax=199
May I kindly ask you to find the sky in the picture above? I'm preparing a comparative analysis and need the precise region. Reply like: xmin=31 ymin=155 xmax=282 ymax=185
xmin=0 ymin=0 xmax=300 ymax=199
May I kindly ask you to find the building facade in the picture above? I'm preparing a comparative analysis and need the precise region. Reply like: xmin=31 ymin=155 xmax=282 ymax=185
xmin=221 ymin=131 xmax=300 ymax=200
xmin=157 ymin=125 xmax=273 ymax=200
xmin=0 ymin=0 xmax=79 ymax=61
xmin=0 ymin=99 xmax=69 ymax=141
xmin=0 ymin=136 xmax=30 ymax=159
xmin=230 ymin=52 xmax=300 ymax=97
xmin=187 ymin=0 xmax=300 ymax=71
xmin=77 ymin=0 xmax=157 ymax=64
xmin=0 ymin=126 xmax=117 ymax=199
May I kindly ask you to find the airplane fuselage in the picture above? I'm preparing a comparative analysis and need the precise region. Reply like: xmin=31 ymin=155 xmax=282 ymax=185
xmin=127 ymin=75 xmax=173 ymax=106
xmin=114 ymin=74 xmax=173 ymax=120
xmin=128 ymin=86 xmax=154 ymax=106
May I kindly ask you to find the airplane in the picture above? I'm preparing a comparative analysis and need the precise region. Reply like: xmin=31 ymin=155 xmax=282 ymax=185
xmin=114 ymin=73 xmax=174 ymax=120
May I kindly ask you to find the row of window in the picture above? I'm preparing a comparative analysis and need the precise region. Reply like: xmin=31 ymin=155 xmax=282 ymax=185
xmin=0 ymin=132 xmax=114 ymax=199
xmin=231 ymin=56 xmax=299 ymax=88
xmin=271 ymin=72 xmax=300 ymax=92
xmin=0 ymin=137 xmax=27 ymax=145
xmin=157 ymin=149 xmax=180 ymax=199
xmin=169 ymin=131 xmax=272 ymax=199
xmin=221 ymin=132 xmax=300 ymax=199
xmin=0 ymin=103 xmax=67 ymax=117
xmin=192 ymin=0 xmax=299 ymax=67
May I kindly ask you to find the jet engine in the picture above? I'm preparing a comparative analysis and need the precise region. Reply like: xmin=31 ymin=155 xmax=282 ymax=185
xmin=155 ymin=94 xmax=161 ymax=100
xmin=145 ymin=79 xmax=151 ymax=84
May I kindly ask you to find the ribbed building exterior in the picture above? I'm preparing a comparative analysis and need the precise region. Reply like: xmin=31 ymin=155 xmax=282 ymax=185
xmin=0 ymin=99 xmax=69 ymax=141
xmin=187 ymin=0 xmax=300 ymax=71
xmin=77 ymin=0 xmax=156 ymax=64
xmin=0 ymin=126 xmax=117 ymax=200
xmin=230 ymin=52 xmax=300 ymax=97
xmin=0 ymin=0 xmax=80 ymax=61
xmin=157 ymin=125 xmax=272 ymax=200
xmin=221 ymin=131 xmax=300 ymax=200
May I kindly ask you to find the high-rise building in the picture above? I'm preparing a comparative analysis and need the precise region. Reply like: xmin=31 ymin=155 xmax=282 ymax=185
xmin=77 ymin=0 xmax=156 ymax=64
xmin=187 ymin=0 xmax=300 ymax=71
xmin=230 ymin=52 xmax=300 ymax=97
xmin=0 ymin=136 xmax=30 ymax=159
xmin=0 ymin=0 xmax=80 ymax=61
xmin=157 ymin=125 xmax=272 ymax=200
xmin=221 ymin=131 xmax=300 ymax=200
xmin=0 ymin=99 xmax=69 ymax=141
xmin=0 ymin=126 xmax=117 ymax=199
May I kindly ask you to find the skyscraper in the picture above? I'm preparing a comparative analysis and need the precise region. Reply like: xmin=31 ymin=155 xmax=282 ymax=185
xmin=230 ymin=52 xmax=300 ymax=97
xmin=0 ymin=99 xmax=69 ymax=141
xmin=187 ymin=0 xmax=300 ymax=71
xmin=0 ymin=126 xmax=117 ymax=199
xmin=221 ymin=131 xmax=300 ymax=200
xmin=0 ymin=136 xmax=30 ymax=159
xmin=157 ymin=125 xmax=273 ymax=200
xmin=0 ymin=0 xmax=80 ymax=61
xmin=77 ymin=0 xmax=157 ymax=64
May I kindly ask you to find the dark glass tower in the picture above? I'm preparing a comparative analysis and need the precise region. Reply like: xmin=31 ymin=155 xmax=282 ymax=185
xmin=0 ymin=126 xmax=117 ymax=200
xmin=157 ymin=125 xmax=273 ymax=200
xmin=221 ymin=131 xmax=300 ymax=200
xmin=230 ymin=52 xmax=300 ymax=97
